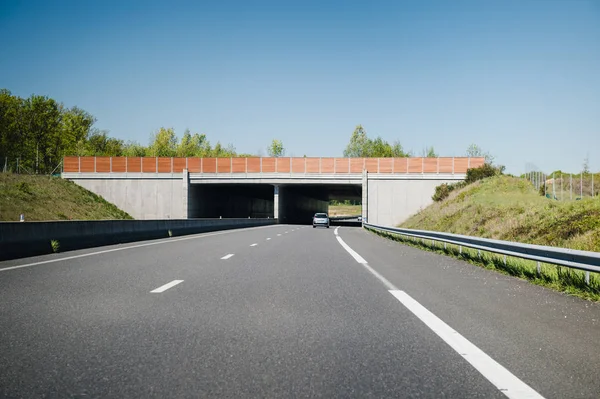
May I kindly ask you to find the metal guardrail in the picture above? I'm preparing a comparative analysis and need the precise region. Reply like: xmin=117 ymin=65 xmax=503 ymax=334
xmin=330 ymin=215 xmax=361 ymax=221
xmin=364 ymin=223 xmax=600 ymax=282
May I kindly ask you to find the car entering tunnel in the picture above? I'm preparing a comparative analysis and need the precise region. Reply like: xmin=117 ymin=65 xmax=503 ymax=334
xmin=188 ymin=183 xmax=362 ymax=224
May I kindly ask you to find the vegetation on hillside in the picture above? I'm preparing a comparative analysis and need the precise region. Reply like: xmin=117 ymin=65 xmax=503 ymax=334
xmin=0 ymin=173 xmax=132 ymax=221
xmin=404 ymin=175 xmax=600 ymax=252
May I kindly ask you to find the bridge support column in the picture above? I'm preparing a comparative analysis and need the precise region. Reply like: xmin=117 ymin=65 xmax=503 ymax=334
xmin=273 ymin=184 xmax=279 ymax=219
xmin=182 ymin=169 xmax=189 ymax=218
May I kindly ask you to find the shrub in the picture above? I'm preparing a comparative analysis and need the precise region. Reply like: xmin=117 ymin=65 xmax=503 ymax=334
xmin=465 ymin=163 xmax=503 ymax=184
xmin=432 ymin=164 xmax=504 ymax=202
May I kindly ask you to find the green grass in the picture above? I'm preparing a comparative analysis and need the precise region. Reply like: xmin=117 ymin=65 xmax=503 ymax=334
xmin=385 ymin=175 xmax=600 ymax=300
xmin=329 ymin=204 xmax=362 ymax=217
xmin=0 ymin=173 xmax=133 ymax=221
xmin=368 ymin=228 xmax=600 ymax=301
xmin=402 ymin=175 xmax=600 ymax=252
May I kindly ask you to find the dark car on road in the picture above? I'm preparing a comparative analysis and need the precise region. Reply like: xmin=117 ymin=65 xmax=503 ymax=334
xmin=313 ymin=213 xmax=330 ymax=228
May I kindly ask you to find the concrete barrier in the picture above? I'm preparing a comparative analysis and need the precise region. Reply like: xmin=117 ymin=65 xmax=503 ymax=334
xmin=0 ymin=219 xmax=277 ymax=261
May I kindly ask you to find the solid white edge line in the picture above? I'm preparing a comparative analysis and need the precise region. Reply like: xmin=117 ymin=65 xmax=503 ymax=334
xmin=336 ymin=236 xmax=367 ymax=264
xmin=150 ymin=279 xmax=184 ymax=293
xmin=221 ymin=254 xmax=234 ymax=260
xmin=0 ymin=225 xmax=278 ymax=272
xmin=335 ymin=232 xmax=544 ymax=399
xmin=388 ymin=290 xmax=544 ymax=399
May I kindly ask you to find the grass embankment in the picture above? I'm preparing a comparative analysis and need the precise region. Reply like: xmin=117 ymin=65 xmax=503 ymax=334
xmin=393 ymin=175 xmax=600 ymax=300
xmin=0 ymin=173 xmax=132 ymax=221
xmin=328 ymin=204 xmax=362 ymax=217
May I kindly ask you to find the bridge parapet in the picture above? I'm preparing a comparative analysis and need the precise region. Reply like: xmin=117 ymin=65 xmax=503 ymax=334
xmin=63 ymin=156 xmax=484 ymax=175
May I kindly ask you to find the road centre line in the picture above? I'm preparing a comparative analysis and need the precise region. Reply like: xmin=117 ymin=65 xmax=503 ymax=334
xmin=221 ymin=254 xmax=234 ymax=260
xmin=266 ymin=238 xmax=271 ymax=241
xmin=150 ymin=280 xmax=184 ymax=293
xmin=250 ymin=243 xmax=258 ymax=247
xmin=334 ymin=233 xmax=544 ymax=399
xmin=0 ymin=225 xmax=278 ymax=272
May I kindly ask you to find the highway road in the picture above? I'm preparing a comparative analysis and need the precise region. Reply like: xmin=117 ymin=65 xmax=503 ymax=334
xmin=1 ymin=225 xmax=599 ymax=398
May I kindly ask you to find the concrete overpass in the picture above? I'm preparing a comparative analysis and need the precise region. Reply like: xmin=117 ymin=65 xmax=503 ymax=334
xmin=62 ymin=156 xmax=484 ymax=226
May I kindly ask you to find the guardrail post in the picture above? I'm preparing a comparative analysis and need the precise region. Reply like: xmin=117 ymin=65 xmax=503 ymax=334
xmin=585 ymin=271 xmax=590 ymax=285
xmin=536 ymin=262 xmax=541 ymax=277
xmin=478 ymin=249 xmax=481 ymax=258
xmin=504 ymin=255 xmax=507 ymax=265
xmin=459 ymin=245 xmax=462 ymax=254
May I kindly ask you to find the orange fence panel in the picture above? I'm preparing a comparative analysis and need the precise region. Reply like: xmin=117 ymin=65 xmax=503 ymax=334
xmin=277 ymin=157 xmax=291 ymax=173
xmin=365 ymin=158 xmax=378 ymax=173
xmin=292 ymin=158 xmax=305 ymax=173
xmin=379 ymin=158 xmax=393 ymax=173
xmin=142 ymin=157 xmax=156 ymax=173
xmin=187 ymin=158 xmax=201 ymax=172
xmin=408 ymin=157 xmax=423 ymax=173
xmin=335 ymin=158 xmax=349 ymax=173
xmin=320 ymin=158 xmax=334 ymax=173
xmin=202 ymin=158 xmax=216 ymax=173
xmin=438 ymin=158 xmax=453 ymax=173
xmin=126 ymin=157 xmax=141 ymax=173
xmin=454 ymin=158 xmax=469 ymax=173
xmin=95 ymin=157 xmax=110 ymax=173
xmin=80 ymin=157 xmax=95 ymax=172
xmin=63 ymin=156 xmax=79 ymax=172
xmin=306 ymin=158 xmax=320 ymax=173
xmin=217 ymin=158 xmax=231 ymax=173
xmin=393 ymin=158 xmax=408 ymax=173
xmin=111 ymin=157 xmax=126 ymax=172
xmin=247 ymin=158 xmax=261 ymax=173
xmin=350 ymin=158 xmax=364 ymax=173
xmin=158 ymin=157 xmax=172 ymax=173
xmin=173 ymin=158 xmax=187 ymax=173
xmin=261 ymin=158 xmax=275 ymax=173
xmin=232 ymin=158 xmax=246 ymax=173
xmin=470 ymin=157 xmax=485 ymax=168
xmin=424 ymin=158 xmax=437 ymax=173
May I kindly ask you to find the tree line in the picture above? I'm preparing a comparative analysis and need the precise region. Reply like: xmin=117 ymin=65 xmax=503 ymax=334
xmin=1 ymin=89 xmax=494 ymax=174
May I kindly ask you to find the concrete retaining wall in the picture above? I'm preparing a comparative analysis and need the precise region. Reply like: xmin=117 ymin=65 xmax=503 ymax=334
xmin=0 ymin=219 xmax=276 ymax=261
xmin=68 ymin=177 xmax=186 ymax=220
xmin=366 ymin=179 xmax=460 ymax=226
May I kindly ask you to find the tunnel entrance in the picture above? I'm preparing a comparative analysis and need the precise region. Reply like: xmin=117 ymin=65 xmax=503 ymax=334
xmin=277 ymin=183 xmax=362 ymax=225
xmin=188 ymin=184 xmax=275 ymax=219
xmin=188 ymin=182 xmax=362 ymax=223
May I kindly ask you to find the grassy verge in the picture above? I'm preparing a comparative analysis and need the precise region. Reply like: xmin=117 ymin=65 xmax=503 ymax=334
xmin=329 ymin=204 xmax=361 ymax=217
xmin=0 ymin=173 xmax=132 ymax=221
xmin=402 ymin=175 xmax=600 ymax=252
xmin=367 ymin=227 xmax=600 ymax=301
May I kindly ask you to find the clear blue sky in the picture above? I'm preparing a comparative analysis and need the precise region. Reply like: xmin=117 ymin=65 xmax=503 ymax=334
xmin=1 ymin=0 xmax=598 ymax=174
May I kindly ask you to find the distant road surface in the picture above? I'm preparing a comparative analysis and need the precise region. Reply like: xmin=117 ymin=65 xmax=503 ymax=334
xmin=1 ymin=225 xmax=599 ymax=398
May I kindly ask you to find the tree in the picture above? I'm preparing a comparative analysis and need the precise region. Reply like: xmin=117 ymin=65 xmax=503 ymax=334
xmin=391 ymin=141 xmax=410 ymax=157
xmin=343 ymin=125 xmax=370 ymax=157
xmin=267 ymin=139 xmax=285 ymax=157
xmin=122 ymin=141 xmax=147 ymax=157
xmin=583 ymin=154 xmax=590 ymax=174
xmin=466 ymin=143 xmax=495 ymax=164
xmin=344 ymin=125 xmax=410 ymax=157
xmin=421 ymin=146 xmax=438 ymax=158
xmin=148 ymin=127 xmax=177 ymax=157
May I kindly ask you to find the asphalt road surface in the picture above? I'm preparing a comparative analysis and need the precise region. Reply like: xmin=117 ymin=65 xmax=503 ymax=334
xmin=1 ymin=225 xmax=599 ymax=398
